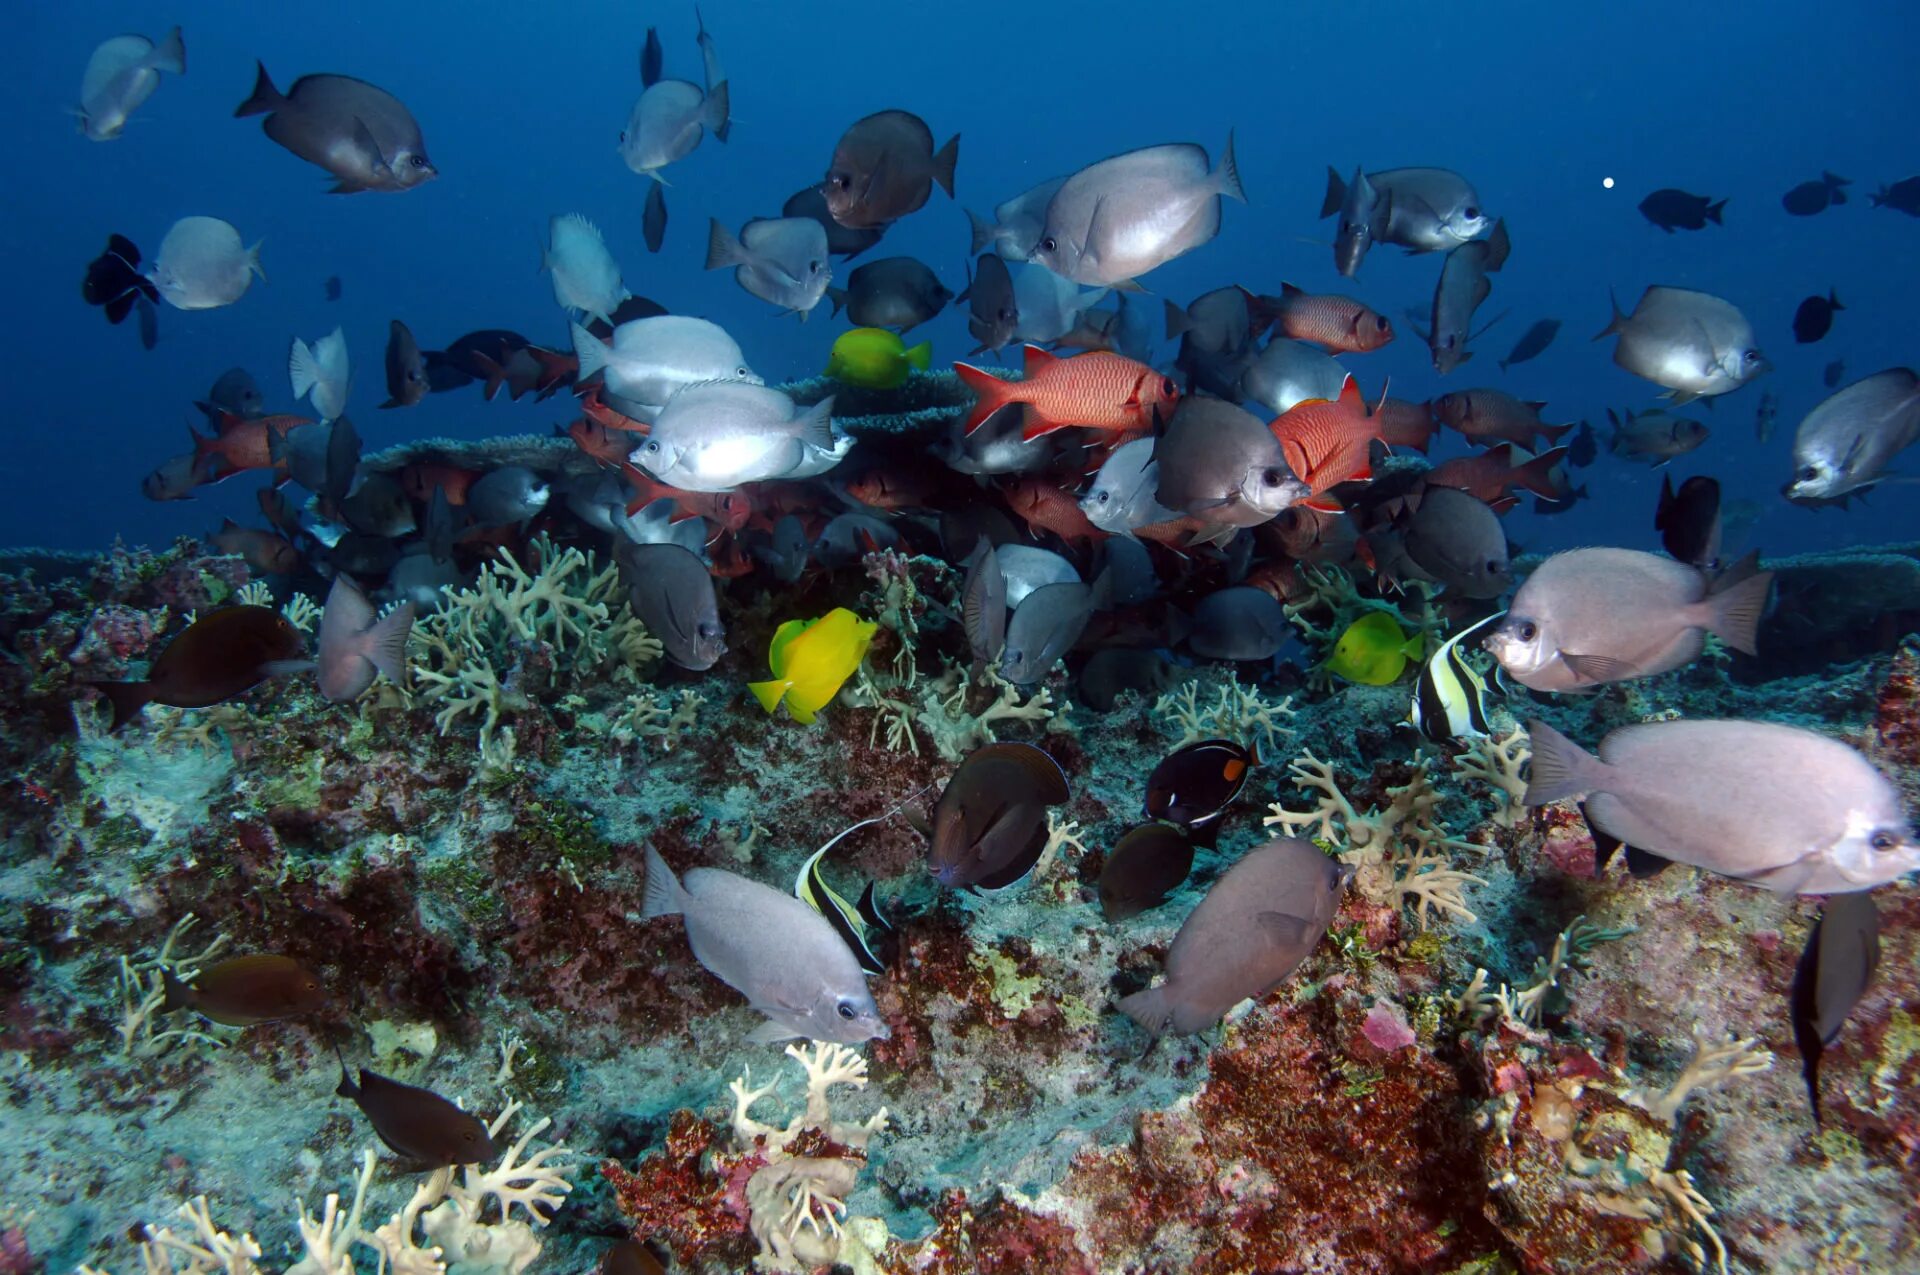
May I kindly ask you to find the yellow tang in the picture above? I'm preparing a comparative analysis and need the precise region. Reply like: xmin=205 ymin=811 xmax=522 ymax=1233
xmin=824 ymin=327 xmax=932 ymax=390
xmin=1325 ymin=612 xmax=1425 ymax=686
xmin=748 ymin=608 xmax=878 ymax=724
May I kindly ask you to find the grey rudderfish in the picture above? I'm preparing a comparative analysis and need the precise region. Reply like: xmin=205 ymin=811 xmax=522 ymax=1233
xmin=571 ymin=315 xmax=759 ymax=420
xmin=636 ymin=381 xmax=835 ymax=491
xmin=968 ymin=175 xmax=1068 ymax=258
xmin=995 ymin=545 xmax=1080 ymax=610
xmin=380 ymin=319 xmax=427 ymax=408
xmin=465 ymin=465 xmax=550 ymax=528
xmin=79 ymin=26 xmax=185 ymax=141
xmin=822 ymin=109 xmax=959 ymax=229
xmin=1782 ymin=172 xmax=1848 ymax=216
xmin=1001 ymin=579 xmax=1095 ymax=685
xmin=1485 ymin=547 xmax=1771 ymax=692
xmin=316 ymin=576 xmax=412 ymax=702
xmin=960 ymin=252 xmax=1019 ymax=355
xmin=1240 ymin=338 xmax=1346 ymax=415
xmin=705 ymin=217 xmax=831 ymax=318
xmin=236 ymin=64 xmax=435 ymax=193
xmin=1187 ymin=587 xmax=1289 ymax=661
xmin=1606 ymin=406 xmax=1708 ymax=465
xmin=641 ymin=844 xmax=887 ymax=1044
xmin=1638 ymin=188 xmax=1725 ymax=232
xmin=616 ymin=10 xmax=730 ymax=180
xmin=148 ymin=216 xmax=264 ymax=311
xmin=1824 ymin=359 xmax=1846 ymax=389
xmin=289 ymin=326 xmax=350 ymax=421
xmin=827 ymin=256 xmax=952 ymax=332
xmin=1396 ymin=485 xmax=1510 ymax=598
xmin=1117 ymin=837 xmax=1347 ymax=1038
xmin=782 ymin=185 xmax=885 ymax=259
xmin=615 ymin=541 xmax=725 ymax=670
xmin=1154 ymin=396 xmax=1309 ymax=546
xmin=1081 ymin=437 xmax=1174 ymax=533
xmin=1010 ymin=262 xmax=1108 ymax=345
xmin=1793 ymin=289 xmax=1843 ymax=344
xmin=1031 ymin=134 xmax=1244 ymax=288
xmin=1524 ymin=718 xmax=1919 ymax=894
xmin=1655 ymin=474 xmax=1723 ymax=570
xmin=207 ymin=368 xmax=264 ymax=420
xmin=1167 ymin=286 xmax=1259 ymax=394
xmin=1784 ymin=367 xmax=1920 ymax=503
xmin=1594 ymin=285 xmax=1768 ymax=405
xmin=1500 ymin=318 xmax=1561 ymax=371
xmin=927 ymin=742 xmax=1070 ymax=891
xmin=1428 ymin=219 xmax=1510 ymax=373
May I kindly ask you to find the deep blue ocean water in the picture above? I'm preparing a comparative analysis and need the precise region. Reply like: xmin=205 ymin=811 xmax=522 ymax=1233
xmin=10 ymin=0 xmax=1917 ymax=554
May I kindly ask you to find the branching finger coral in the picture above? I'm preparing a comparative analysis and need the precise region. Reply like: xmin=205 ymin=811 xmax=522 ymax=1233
xmin=1455 ymin=725 xmax=1531 ymax=828
xmin=116 ymin=913 xmax=234 ymax=1058
xmin=1154 ymin=677 xmax=1296 ymax=757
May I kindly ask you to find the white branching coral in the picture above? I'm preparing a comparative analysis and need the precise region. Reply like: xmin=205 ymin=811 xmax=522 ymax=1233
xmin=1154 ymin=678 xmax=1296 ymax=757
xmin=606 ymin=688 xmax=704 ymax=751
xmin=1621 ymin=1026 xmax=1774 ymax=1124
xmin=1452 ymin=915 xmax=1635 ymax=1029
xmin=1455 ymin=725 xmax=1531 ymax=828
xmin=116 ymin=914 xmax=234 ymax=1057
xmin=728 ymin=1043 xmax=889 ymax=1274
xmin=1264 ymin=753 xmax=1484 ymax=929
xmin=852 ymin=663 xmax=1055 ymax=762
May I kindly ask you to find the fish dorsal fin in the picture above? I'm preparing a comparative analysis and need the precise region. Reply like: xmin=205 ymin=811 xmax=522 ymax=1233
xmin=1022 ymin=345 xmax=1059 ymax=377
xmin=765 ymin=617 xmax=811 ymax=677
xmin=1337 ymin=374 xmax=1363 ymax=410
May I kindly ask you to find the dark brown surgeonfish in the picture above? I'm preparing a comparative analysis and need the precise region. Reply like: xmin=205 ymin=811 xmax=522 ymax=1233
xmin=1098 ymin=822 xmax=1195 ymax=922
xmin=93 ymin=606 xmax=309 ymax=731
xmin=1144 ymin=739 xmax=1253 ymax=847
xmin=822 ymin=109 xmax=960 ymax=229
xmin=1118 ymin=837 xmax=1349 ymax=1039
xmin=161 ymin=954 xmax=327 ymax=1026
xmin=927 ymin=742 xmax=1069 ymax=891
xmin=600 ymin=1239 xmax=666 ymax=1275
xmin=337 ymin=1062 xmax=496 ymax=1167
xmin=1791 ymin=891 xmax=1880 ymax=1124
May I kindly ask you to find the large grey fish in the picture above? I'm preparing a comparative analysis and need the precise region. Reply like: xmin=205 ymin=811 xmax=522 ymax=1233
xmin=705 ymin=217 xmax=832 ymax=318
xmin=206 ymin=368 xmax=264 ymax=420
xmin=320 ymin=414 xmax=360 ymax=515
xmin=1001 ymin=579 xmax=1096 ymax=685
xmin=1322 ymin=165 xmax=1381 ymax=277
xmin=1081 ymin=437 xmax=1174 ymax=533
xmin=1010 ymin=262 xmax=1108 ymax=345
xmin=1117 ymin=837 xmax=1347 ymax=1038
xmin=1524 ymin=718 xmax=1919 ymax=895
xmin=1784 ymin=368 xmax=1920 ymax=503
xmin=316 ymin=576 xmax=413 ymax=702
xmin=1188 ymin=587 xmax=1289 ymax=661
xmin=385 ymin=545 xmax=462 ymax=611
xmin=1607 ymin=406 xmax=1708 ymax=465
xmin=571 ymin=316 xmax=759 ymax=420
xmin=636 ymin=381 xmax=835 ymax=490
xmin=827 ymin=256 xmax=952 ymax=332
xmin=781 ymin=186 xmax=885 ymax=259
xmin=961 ymin=252 xmax=1019 ymax=355
xmin=1428 ymin=219 xmax=1510 ymax=373
xmin=1240 ymin=338 xmax=1347 ymax=416
xmin=967 ymin=175 xmax=1067 ymax=258
xmin=148 ymin=217 xmax=264 ymax=311
xmin=962 ymin=542 xmax=1007 ymax=665
xmin=380 ymin=320 xmax=427 ymax=408
xmin=641 ymin=845 xmax=888 ymax=1044
xmin=995 ymin=545 xmax=1080 ymax=610
xmin=1500 ymin=318 xmax=1561 ymax=371
xmin=1031 ymin=134 xmax=1244 ymax=288
xmin=617 ymin=10 xmax=730 ymax=179
xmin=615 ymin=541 xmax=726 ymax=670
xmin=235 ymin=64 xmax=435 ymax=194
xmin=1396 ymin=486 xmax=1510 ymax=599
xmin=822 ymin=109 xmax=959 ymax=229
xmin=1321 ymin=165 xmax=1491 ymax=256
xmin=1594 ymin=285 xmax=1769 ymax=405
xmin=1153 ymin=397 xmax=1308 ymax=545
xmin=1484 ymin=547 xmax=1772 ymax=691
xmin=79 ymin=26 xmax=185 ymax=141
xmin=466 ymin=466 xmax=549 ymax=528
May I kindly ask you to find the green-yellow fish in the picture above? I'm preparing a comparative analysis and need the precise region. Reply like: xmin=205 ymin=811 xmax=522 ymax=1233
xmin=1325 ymin=612 xmax=1425 ymax=685
xmin=824 ymin=327 xmax=931 ymax=390
xmin=749 ymin=608 xmax=877 ymax=723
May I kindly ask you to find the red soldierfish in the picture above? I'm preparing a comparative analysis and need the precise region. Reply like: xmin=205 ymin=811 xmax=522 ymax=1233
xmin=954 ymin=345 xmax=1178 ymax=441
xmin=1425 ymin=444 xmax=1571 ymax=510
xmin=1001 ymin=475 xmax=1109 ymax=548
xmin=618 ymin=462 xmax=752 ymax=533
xmin=1267 ymin=375 xmax=1377 ymax=499
xmin=1255 ymin=283 xmax=1394 ymax=353
xmin=192 ymin=410 xmax=315 ymax=480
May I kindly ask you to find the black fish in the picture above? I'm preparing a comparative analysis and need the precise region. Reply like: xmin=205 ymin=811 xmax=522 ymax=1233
xmin=92 ymin=606 xmax=308 ymax=731
xmin=1098 ymin=822 xmax=1194 ymax=922
xmin=135 ymin=295 xmax=158 ymax=350
xmin=1824 ymin=359 xmax=1846 ymax=389
xmin=1790 ymin=891 xmax=1879 ymax=1123
xmin=1870 ymin=176 xmax=1920 ymax=216
xmin=82 ymin=234 xmax=159 ymax=325
xmin=324 ymin=275 xmax=342 ymax=301
xmin=1781 ymin=172 xmax=1848 ymax=216
xmin=639 ymin=27 xmax=664 ymax=88
xmin=643 ymin=183 xmax=667 ymax=253
xmin=1566 ymin=420 xmax=1597 ymax=467
xmin=1654 ymin=474 xmax=1721 ymax=570
xmin=1638 ymin=188 xmax=1725 ymax=232
xmin=1144 ymin=739 xmax=1252 ymax=847
xmin=1499 ymin=318 xmax=1561 ymax=371
xmin=1793 ymin=290 xmax=1842 ymax=344
xmin=781 ymin=185 xmax=885 ymax=260
xmin=337 ymin=1061 xmax=496 ymax=1166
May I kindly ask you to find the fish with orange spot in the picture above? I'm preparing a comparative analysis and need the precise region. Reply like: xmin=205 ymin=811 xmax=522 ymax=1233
xmin=954 ymin=345 xmax=1178 ymax=441
xmin=1254 ymin=283 xmax=1395 ymax=353
xmin=191 ymin=409 xmax=315 ymax=482
xmin=1001 ymin=475 xmax=1109 ymax=549
xmin=1267 ymin=374 xmax=1379 ymax=498
xmin=1426 ymin=444 xmax=1570 ymax=509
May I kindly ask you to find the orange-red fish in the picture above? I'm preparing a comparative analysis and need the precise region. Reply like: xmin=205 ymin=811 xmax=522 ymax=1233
xmin=618 ymin=462 xmax=752 ymax=533
xmin=578 ymin=383 xmax=651 ymax=435
xmin=474 ymin=344 xmax=577 ymax=401
xmin=1432 ymin=389 xmax=1574 ymax=448
xmin=1373 ymin=397 xmax=1438 ymax=453
xmin=1262 ymin=504 xmax=1356 ymax=563
xmin=1426 ymin=444 xmax=1570 ymax=510
xmin=954 ymin=346 xmax=1178 ymax=441
xmin=211 ymin=519 xmax=299 ymax=574
xmin=192 ymin=410 xmax=314 ymax=480
xmin=568 ymin=416 xmax=639 ymax=468
xmin=845 ymin=466 xmax=938 ymax=511
xmin=1268 ymin=375 xmax=1377 ymax=499
xmin=1001 ymin=475 xmax=1108 ymax=548
xmin=706 ymin=534 xmax=755 ymax=579
xmin=1255 ymin=283 xmax=1394 ymax=353
xmin=400 ymin=463 xmax=480 ymax=507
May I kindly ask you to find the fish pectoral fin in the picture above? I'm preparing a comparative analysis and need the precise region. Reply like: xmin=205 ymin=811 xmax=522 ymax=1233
xmin=1255 ymin=910 xmax=1313 ymax=948
xmin=348 ymin=116 xmax=390 ymax=173
xmin=1560 ymin=651 xmax=1635 ymax=683
xmin=745 ymin=1019 xmax=803 ymax=1044
xmin=1622 ymin=844 xmax=1673 ymax=879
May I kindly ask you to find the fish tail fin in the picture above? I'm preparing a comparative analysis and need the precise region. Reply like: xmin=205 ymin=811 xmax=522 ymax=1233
xmin=1163 ymin=299 xmax=1192 ymax=339
xmin=234 ymin=61 xmax=284 ymax=118
xmin=159 ymin=967 xmax=194 ymax=1014
xmin=1116 ymin=986 xmax=1170 ymax=1038
xmin=1521 ymin=718 xmax=1605 ymax=806
xmin=748 ymin=678 xmax=789 ymax=715
xmin=703 ymin=218 xmax=747 ymax=271
xmin=796 ymin=396 xmax=835 ymax=451
xmin=966 ymin=209 xmax=995 ymax=256
xmin=1592 ymin=289 xmax=1626 ymax=341
xmin=1318 ymin=165 xmax=1346 ymax=219
xmin=472 ymin=351 xmax=507 ymax=401
xmin=930 ymin=134 xmax=960 ymax=198
xmin=246 ymin=241 xmax=267 ymax=283
xmin=906 ymin=341 xmax=932 ymax=372
xmin=826 ymin=287 xmax=847 ymax=318
xmin=1512 ymin=446 xmax=1569 ymax=498
xmin=1704 ymin=554 xmax=1772 ymax=655
xmin=570 ymin=322 xmax=610 ymax=381
xmin=1706 ymin=199 xmax=1727 ymax=225
xmin=703 ymin=80 xmax=731 ymax=143
xmin=289 ymin=337 xmax=318 ymax=401
xmin=361 ymin=602 xmax=416 ymax=684
xmin=640 ymin=843 xmax=690 ymax=920
xmin=152 ymin=26 xmax=186 ymax=75
xmin=1829 ymin=289 xmax=1843 ymax=311
xmin=1537 ymin=420 xmax=1574 ymax=445
xmin=953 ymin=361 xmax=1013 ymax=434
xmin=95 ymin=680 xmax=153 ymax=732
xmin=1214 ymin=129 xmax=1246 ymax=203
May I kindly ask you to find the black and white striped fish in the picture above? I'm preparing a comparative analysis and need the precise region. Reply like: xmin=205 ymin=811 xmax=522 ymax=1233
xmin=1407 ymin=612 xmax=1505 ymax=743
xmin=793 ymin=797 xmax=921 ymax=975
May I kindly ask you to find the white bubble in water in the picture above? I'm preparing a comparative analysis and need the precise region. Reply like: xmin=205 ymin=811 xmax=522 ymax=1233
xmin=1603 ymin=177 xmax=1615 ymax=189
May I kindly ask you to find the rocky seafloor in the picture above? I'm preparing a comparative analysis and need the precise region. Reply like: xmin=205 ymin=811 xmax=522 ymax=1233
xmin=1 ymin=534 xmax=1917 ymax=1275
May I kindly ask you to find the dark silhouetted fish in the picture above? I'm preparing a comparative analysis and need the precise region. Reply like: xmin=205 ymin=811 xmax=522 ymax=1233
xmin=828 ymin=256 xmax=952 ymax=332
xmin=1638 ymin=188 xmax=1725 ymax=232
xmin=324 ymin=275 xmax=342 ymax=301
xmin=1869 ymin=176 xmax=1920 ymax=216
xmin=1500 ymin=318 xmax=1561 ymax=371
xmin=1791 ymin=890 xmax=1878 ymax=1123
xmin=643 ymin=183 xmax=667 ymax=254
xmin=337 ymin=1063 xmax=495 ymax=1166
xmin=1099 ymin=823 xmax=1195 ymax=922
xmin=1187 ymin=587 xmax=1289 ymax=661
xmin=615 ymin=542 xmax=726 ymax=670
xmin=1792 ymin=290 xmax=1842 ymax=344
xmin=782 ymin=185 xmax=885 ymax=260
xmin=1655 ymin=474 xmax=1722 ymax=570
xmin=960 ymin=252 xmax=1018 ymax=355
xmin=1567 ymin=420 xmax=1597 ymax=467
xmin=82 ymin=233 xmax=159 ymax=326
xmin=928 ymin=742 xmax=1069 ymax=892
xmin=161 ymin=954 xmax=326 ymax=1026
xmin=236 ymin=63 xmax=436 ymax=193
xmin=381 ymin=320 xmax=427 ymax=408
xmin=823 ymin=109 xmax=959 ymax=229
xmin=92 ymin=606 xmax=308 ymax=730
xmin=1782 ymin=172 xmax=1848 ymax=216
xmin=1824 ymin=359 xmax=1845 ymax=388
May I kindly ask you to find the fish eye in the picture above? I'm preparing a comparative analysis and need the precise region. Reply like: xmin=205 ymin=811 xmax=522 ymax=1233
xmin=463 ymin=1130 xmax=476 ymax=1142
xmin=1374 ymin=315 xmax=1390 ymax=331
xmin=644 ymin=440 xmax=660 ymax=453
xmin=1464 ymin=205 xmax=1480 ymax=219
xmin=1486 ymin=560 xmax=1502 ymax=574
xmin=1518 ymin=621 xmax=1538 ymax=641
xmin=411 ymin=155 xmax=429 ymax=169
xmin=836 ymin=1001 xmax=856 ymax=1020
xmin=1262 ymin=468 xmax=1283 ymax=487
xmin=1800 ymin=465 xmax=1820 ymax=481
xmin=1095 ymin=490 xmax=1110 ymax=504
xmin=1040 ymin=237 xmax=1057 ymax=253
xmin=1160 ymin=377 xmax=1177 ymax=397
xmin=1870 ymin=830 xmax=1903 ymax=852
xmin=736 ymin=366 xmax=749 ymax=376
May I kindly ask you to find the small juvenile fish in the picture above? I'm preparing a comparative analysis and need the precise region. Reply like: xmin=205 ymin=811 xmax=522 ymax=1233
xmin=79 ymin=26 xmax=186 ymax=141
xmin=1144 ymin=739 xmax=1252 ymax=844
xmin=1406 ymin=613 xmax=1502 ymax=743
xmin=1754 ymin=390 xmax=1779 ymax=444
xmin=748 ymin=608 xmax=876 ymax=724
xmin=317 ymin=577 xmax=413 ymax=701
xmin=928 ymin=742 xmax=1070 ymax=891
xmin=1099 ymin=823 xmax=1195 ymax=922
xmin=546 ymin=215 xmax=629 ymax=327
xmin=954 ymin=347 xmax=1176 ymax=441
xmin=642 ymin=844 xmax=889 ymax=1043
xmin=92 ymin=606 xmax=307 ymax=730
xmin=704 ymin=217 xmax=832 ymax=318
xmin=337 ymin=1064 xmax=495 ymax=1166
xmin=380 ymin=319 xmax=427 ymax=408
xmin=1117 ymin=837 xmax=1347 ymax=1038
xmin=237 ymin=64 xmax=435 ymax=194
xmin=161 ymin=953 xmax=325 ymax=1026
xmin=149 ymin=216 xmax=264 ymax=311
xmin=1654 ymin=475 xmax=1722 ymax=570
xmin=290 ymin=326 xmax=350 ymax=421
